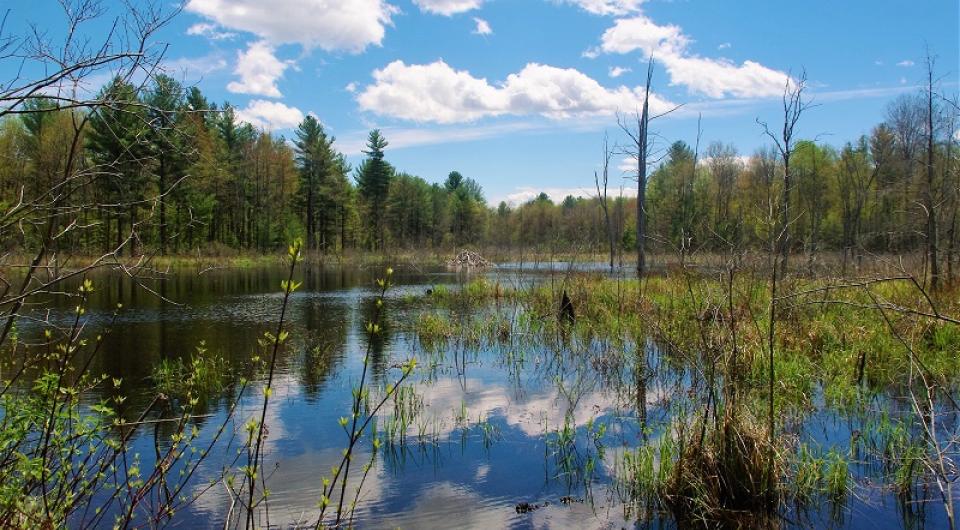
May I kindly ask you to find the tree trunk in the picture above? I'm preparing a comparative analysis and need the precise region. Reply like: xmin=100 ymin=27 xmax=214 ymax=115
xmin=158 ymin=157 xmax=166 ymax=255
xmin=925 ymin=60 xmax=939 ymax=291
xmin=636 ymin=62 xmax=653 ymax=276
xmin=779 ymin=152 xmax=791 ymax=279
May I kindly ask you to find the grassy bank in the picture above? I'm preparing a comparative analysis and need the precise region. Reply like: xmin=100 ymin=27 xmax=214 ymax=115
xmin=0 ymin=247 xmax=941 ymax=281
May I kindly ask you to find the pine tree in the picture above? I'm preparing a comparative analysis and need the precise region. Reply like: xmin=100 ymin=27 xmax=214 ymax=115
xmin=145 ymin=74 xmax=186 ymax=254
xmin=294 ymin=115 xmax=333 ymax=250
xmin=355 ymin=129 xmax=393 ymax=249
xmin=86 ymin=77 xmax=148 ymax=253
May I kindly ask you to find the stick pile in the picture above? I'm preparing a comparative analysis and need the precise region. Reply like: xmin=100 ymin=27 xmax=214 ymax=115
xmin=446 ymin=250 xmax=492 ymax=269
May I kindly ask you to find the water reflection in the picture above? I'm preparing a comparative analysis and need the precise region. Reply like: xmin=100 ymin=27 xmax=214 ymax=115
xmin=13 ymin=264 xmax=951 ymax=528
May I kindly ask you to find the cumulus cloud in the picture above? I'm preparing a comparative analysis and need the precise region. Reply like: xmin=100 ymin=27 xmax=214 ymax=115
xmin=226 ymin=41 xmax=291 ymax=98
xmin=596 ymin=16 xmax=687 ymax=56
xmin=897 ymin=60 xmax=915 ymax=67
xmin=413 ymin=0 xmax=483 ymax=15
xmin=559 ymin=0 xmax=644 ymax=16
xmin=592 ymin=15 xmax=789 ymax=99
xmin=356 ymin=60 xmax=675 ymax=123
xmin=236 ymin=100 xmax=305 ymax=130
xmin=661 ymin=55 xmax=788 ymax=98
xmin=473 ymin=17 xmax=492 ymax=35
xmin=185 ymin=0 xmax=397 ymax=53
xmin=608 ymin=66 xmax=631 ymax=78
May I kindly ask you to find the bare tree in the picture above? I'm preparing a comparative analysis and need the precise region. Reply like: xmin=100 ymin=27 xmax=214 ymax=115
xmin=758 ymin=70 xmax=813 ymax=279
xmin=757 ymin=70 xmax=812 ymax=508
xmin=923 ymin=50 xmax=941 ymax=290
xmin=618 ymin=59 xmax=678 ymax=275
xmin=594 ymin=133 xmax=616 ymax=270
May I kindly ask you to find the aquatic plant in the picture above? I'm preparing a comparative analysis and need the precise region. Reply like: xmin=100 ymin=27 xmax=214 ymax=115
xmin=152 ymin=342 xmax=230 ymax=404
xmin=313 ymin=266 xmax=418 ymax=528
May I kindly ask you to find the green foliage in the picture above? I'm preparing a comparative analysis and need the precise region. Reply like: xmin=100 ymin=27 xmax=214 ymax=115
xmin=152 ymin=342 xmax=230 ymax=404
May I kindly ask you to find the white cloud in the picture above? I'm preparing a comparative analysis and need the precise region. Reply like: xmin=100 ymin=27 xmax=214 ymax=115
xmin=662 ymin=55 xmax=788 ymax=99
xmin=596 ymin=16 xmax=688 ymax=56
xmin=185 ymin=0 xmax=397 ymax=53
xmin=718 ymin=42 xmax=731 ymax=50
xmin=593 ymin=15 xmax=789 ymax=99
xmin=356 ymin=60 xmax=675 ymax=124
xmin=413 ymin=0 xmax=483 ymax=15
xmin=345 ymin=82 xmax=358 ymax=93
xmin=186 ymin=22 xmax=236 ymax=40
xmin=358 ymin=60 xmax=500 ymax=123
xmin=226 ymin=41 xmax=292 ymax=98
xmin=897 ymin=60 xmax=915 ymax=67
xmin=416 ymin=0 xmax=646 ymax=16
xmin=473 ymin=17 xmax=492 ymax=35
xmin=559 ymin=0 xmax=644 ymax=16
xmin=608 ymin=66 xmax=630 ymax=78
xmin=236 ymin=99 xmax=305 ymax=130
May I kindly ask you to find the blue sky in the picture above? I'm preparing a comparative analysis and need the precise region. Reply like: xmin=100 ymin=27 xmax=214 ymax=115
xmin=5 ymin=0 xmax=958 ymax=204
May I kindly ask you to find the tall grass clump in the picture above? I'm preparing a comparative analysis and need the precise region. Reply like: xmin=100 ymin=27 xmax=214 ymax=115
xmin=664 ymin=411 xmax=778 ymax=527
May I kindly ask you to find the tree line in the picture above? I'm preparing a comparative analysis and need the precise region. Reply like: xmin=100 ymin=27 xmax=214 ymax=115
xmin=0 ymin=74 xmax=957 ymax=277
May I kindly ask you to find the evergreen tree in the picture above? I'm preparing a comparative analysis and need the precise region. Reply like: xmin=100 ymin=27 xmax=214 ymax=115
xmin=145 ymin=74 xmax=187 ymax=254
xmin=294 ymin=115 xmax=327 ymax=250
xmin=355 ymin=129 xmax=393 ymax=249
xmin=86 ymin=77 xmax=148 ymax=253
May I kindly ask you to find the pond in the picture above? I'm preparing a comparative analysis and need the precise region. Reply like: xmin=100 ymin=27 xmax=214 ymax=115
xmin=17 ymin=263 xmax=957 ymax=528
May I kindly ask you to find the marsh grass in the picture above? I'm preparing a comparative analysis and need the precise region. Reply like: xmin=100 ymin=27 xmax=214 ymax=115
xmin=411 ymin=270 xmax=960 ymax=527
xmin=151 ymin=342 xmax=230 ymax=404
xmin=665 ymin=411 xmax=778 ymax=528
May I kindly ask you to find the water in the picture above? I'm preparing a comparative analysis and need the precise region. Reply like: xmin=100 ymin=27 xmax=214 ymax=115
xmin=14 ymin=264 xmax=957 ymax=528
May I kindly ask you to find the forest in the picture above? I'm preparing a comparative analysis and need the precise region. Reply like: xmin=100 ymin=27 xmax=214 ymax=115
xmin=2 ymin=73 xmax=958 ymax=280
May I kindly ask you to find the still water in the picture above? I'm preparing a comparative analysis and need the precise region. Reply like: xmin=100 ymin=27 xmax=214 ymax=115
xmin=20 ymin=264 xmax=956 ymax=528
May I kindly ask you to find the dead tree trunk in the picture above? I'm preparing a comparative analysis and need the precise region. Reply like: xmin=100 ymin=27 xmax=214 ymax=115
xmin=759 ymin=71 xmax=812 ymax=281
xmin=924 ymin=52 xmax=940 ymax=291
xmin=617 ymin=59 xmax=659 ymax=276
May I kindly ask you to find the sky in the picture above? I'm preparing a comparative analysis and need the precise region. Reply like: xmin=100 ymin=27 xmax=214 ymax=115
xmin=4 ymin=0 xmax=959 ymax=205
